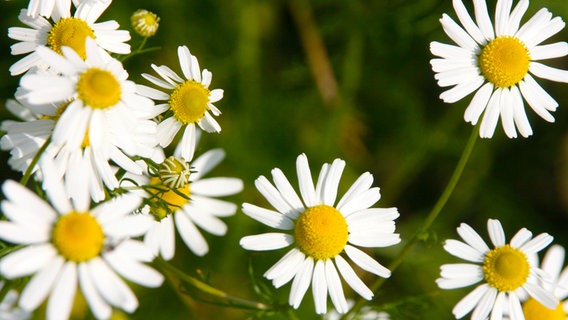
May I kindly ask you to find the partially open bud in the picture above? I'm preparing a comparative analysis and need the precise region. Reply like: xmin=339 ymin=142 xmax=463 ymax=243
xmin=131 ymin=9 xmax=160 ymax=37
xmin=158 ymin=156 xmax=191 ymax=189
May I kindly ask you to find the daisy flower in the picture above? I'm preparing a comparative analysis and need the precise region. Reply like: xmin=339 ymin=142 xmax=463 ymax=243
xmin=8 ymin=0 xmax=129 ymax=75
xmin=0 ymin=161 xmax=164 ymax=320
xmin=18 ymin=38 xmax=160 ymax=203
xmin=437 ymin=218 xmax=557 ymax=320
xmin=142 ymin=149 xmax=243 ymax=259
xmin=137 ymin=45 xmax=224 ymax=160
xmin=0 ymin=87 xmax=57 ymax=175
xmin=430 ymin=0 xmax=568 ymax=138
xmin=240 ymin=153 xmax=401 ymax=314
xmin=521 ymin=244 xmax=568 ymax=319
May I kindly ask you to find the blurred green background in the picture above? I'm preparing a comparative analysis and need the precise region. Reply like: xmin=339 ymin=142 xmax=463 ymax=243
xmin=0 ymin=0 xmax=567 ymax=319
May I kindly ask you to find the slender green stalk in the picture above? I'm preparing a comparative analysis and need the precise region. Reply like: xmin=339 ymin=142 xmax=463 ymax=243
xmin=341 ymin=123 xmax=480 ymax=319
xmin=154 ymin=258 xmax=271 ymax=311
xmin=19 ymin=137 xmax=51 ymax=186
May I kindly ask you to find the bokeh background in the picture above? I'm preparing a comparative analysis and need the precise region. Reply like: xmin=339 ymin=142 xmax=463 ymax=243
xmin=0 ymin=0 xmax=567 ymax=319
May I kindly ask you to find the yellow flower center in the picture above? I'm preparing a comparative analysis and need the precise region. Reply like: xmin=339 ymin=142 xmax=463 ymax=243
xmin=131 ymin=9 xmax=160 ymax=37
xmin=47 ymin=17 xmax=95 ymax=59
xmin=522 ymin=298 xmax=566 ymax=320
xmin=52 ymin=212 xmax=104 ymax=263
xmin=77 ymin=68 xmax=122 ymax=109
xmin=158 ymin=156 xmax=191 ymax=189
xmin=483 ymin=245 xmax=530 ymax=292
xmin=168 ymin=81 xmax=210 ymax=125
xmin=148 ymin=177 xmax=191 ymax=221
xmin=479 ymin=36 xmax=530 ymax=88
xmin=294 ymin=205 xmax=348 ymax=260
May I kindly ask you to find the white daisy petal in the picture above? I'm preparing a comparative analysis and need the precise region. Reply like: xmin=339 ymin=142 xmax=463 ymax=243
xmin=499 ymin=88 xmax=517 ymax=138
xmin=507 ymin=0 xmax=529 ymax=35
xmin=471 ymin=287 xmax=497 ymax=320
xmin=509 ymin=228 xmax=532 ymax=248
xmin=489 ymin=292 xmax=506 ymax=320
xmin=239 ymin=233 xmax=294 ymax=251
xmin=19 ymin=256 xmax=64 ymax=311
xmin=523 ymin=282 xmax=558 ymax=309
xmin=541 ymin=244 xmax=565 ymax=284
xmin=344 ymin=245 xmax=390 ymax=278
xmin=530 ymin=62 xmax=568 ymax=83
xmin=325 ymin=260 xmax=348 ymax=314
xmin=264 ymin=248 xmax=304 ymax=281
xmin=46 ymin=262 xmax=77 ymax=320
xmin=519 ymin=75 xmax=557 ymax=121
xmin=174 ymin=212 xmax=208 ymax=256
xmin=444 ymin=239 xmax=485 ymax=263
xmin=334 ymin=255 xmax=373 ymax=300
xmin=507 ymin=292 xmax=524 ymax=320
xmin=271 ymin=168 xmax=304 ymax=219
xmin=473 ymin=0 xmax=495 ymax=40
xmin=452 ymin=284 xmax=490 ymax=319
xmin=241 ymin=203 xmax=294 ymax=230
xmin=0 ymin=244 xmax=57 ymax=279
xmin=289 ymin=257 xmax=314 ymax=309
xmin=530 ymin=42 xmax=568 ymax=61
xmin=487 ymin=219 xmax=506 ymax=247
xmin=311 ymin=260 xmax=327 ymax=315
xmin=510 ymin=85 xmax=533 ymax=138
xmin=494 ymin=0 xmax=512 ymax=37
xmin=479 ymin=89 xmax=501 ymax=138
xmin=452 ymin=0 xmax=486 ymax=44
xmin=457 ymin=223 xmax=490 ymax=254
xmin=296 ymin=154 xmax=318 ymax=207
xmin=255 ymin=176 xmax=298 ymax=219
xmin=440 ymin=14 xmax=479 ymax=52
xmin=190 ymin=148 xmax=224 ymax=180
xmin=519 ymin=233 xmax=553 ymax=254
xmin=321 ymin=159 xmax=345 ymax=206
xmin=191 ymin=177 xmax=243 ymax=197
xmin=78 ymin=263 xmax=111 ymax=320
xmin=86 ymin=258 xmax=138 ymax=313
xmin=440 ymin=76 xmax=485 ymax=103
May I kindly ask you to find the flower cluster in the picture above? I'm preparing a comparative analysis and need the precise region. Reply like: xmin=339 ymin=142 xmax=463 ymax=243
xmin=0 ymin=0 xmax=566 ymax=319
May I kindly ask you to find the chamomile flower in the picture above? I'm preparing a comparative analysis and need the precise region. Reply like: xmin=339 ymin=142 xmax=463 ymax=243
xmin=0 ymin=161 xmax=163 ymax=320
xmin=240 ymin=154 xmax=400 ymax=314
xmin=430 ymin=0 xmax=568 ymax=138
xmin=8 ymin=0 xmax=129 ymax=75
xmin=142 ymin=149 xmax=243 ymax=259
xmin=18 ymin=38 xmax=159 ymax=203
xmin=437 ymin=219 xmax=557 ymax=320
xmin=137 ymin=45 xmax=224 ymax=160
xmin=521 ymin=244 xmax=568 ymax=319
xmin=0 ymin=87 xmax=56 ymax=175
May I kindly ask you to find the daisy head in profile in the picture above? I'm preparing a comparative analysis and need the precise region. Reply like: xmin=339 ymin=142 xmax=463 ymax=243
xmin=430 ymin=0 xmax=568 ymax=138
xmin=0 ymin=160 xmax=163 ymax=320
xmin=8 ymin=0 xmax=129 ymax=75
xmin=437 ymin=218 xmax=557 ymax=320
xmin=240 ymin=153 xmax=400 ymax=315
xmin=137 ymin=45 xmax=224 ymax=160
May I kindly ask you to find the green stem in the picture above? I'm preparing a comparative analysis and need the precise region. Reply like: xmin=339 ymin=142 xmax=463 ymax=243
xmin=19 ymin=137 xmax=51 ymax=186
xmin=341 ymin=123 xmax=480 ymax=319
xmin=154 ymin=258 xmax=271 ymax=311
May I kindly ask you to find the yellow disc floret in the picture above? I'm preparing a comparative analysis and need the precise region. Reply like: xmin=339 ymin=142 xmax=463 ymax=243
xmin=47 ymin=17 xmax=95 ymax=59
xmin=77 ymin=68 xmax=122 ymax=109
xmin=148 ymin=176 xmax=191 ymax=221
xmin=168 ymin=81 xmax=210 ymax=125
xmin=294 ymin=204 xmax=348 ymax=260
xmin=523 ymin=298 xmax=566 ymax=320
xmin=483 ymin=244 xmax=530 ymax=292
xmin=52 ymin=212 xmax=104 ymax=263
xmin=479 ymin=36 xmax=530 ymax=88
